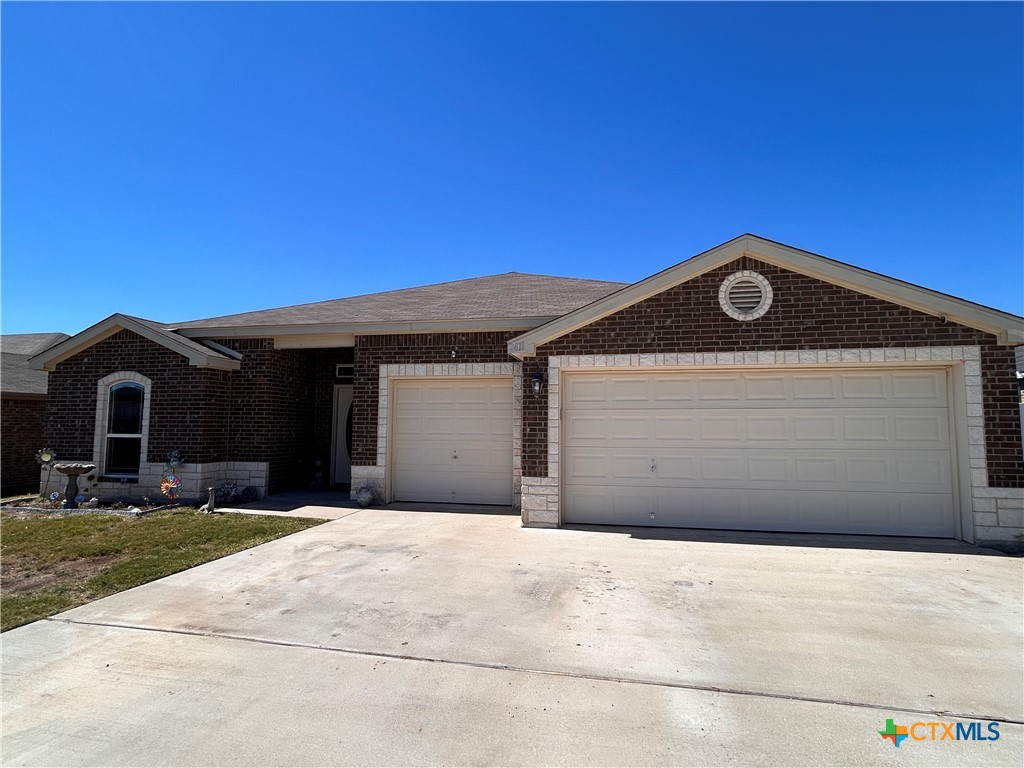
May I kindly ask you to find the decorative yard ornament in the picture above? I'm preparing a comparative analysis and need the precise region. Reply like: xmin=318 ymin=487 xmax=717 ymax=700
xmin=198 ymin=487 xmax=217 ymax=515
xmin=53 ymin=463 xmax=95 ymax=510
xmin=160 ymin=450 xmax=183 ymax=500
xmin=36 ymin=448 xmax=57 ymax=495
xmin=160 ymin=475 xmax=181 ymax=500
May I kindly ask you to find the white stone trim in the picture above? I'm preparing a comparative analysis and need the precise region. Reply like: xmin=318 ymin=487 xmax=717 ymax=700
xmin=520 ymin=345 xmax=1022 ymax=546
xmin=719 ymin=270 xmax=773 ymax=321
xmin=361 ymin=362 xmax=523 ymax=507
xmin=94 ymin=372 xmax=152 ymax=478
xmin=40 ymin=460 xmax=269 ymax=503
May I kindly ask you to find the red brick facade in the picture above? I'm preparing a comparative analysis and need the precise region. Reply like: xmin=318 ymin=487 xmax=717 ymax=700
xmin=45 ymin=330 xmax=233 ymax=466
xmin=1 ymin=396 xmax=47 ymax=494
xmin=41 ymin=260 xmax=1022 ymax=501
xmin=521 ymin=257 xmax=1023 ymax=486
xmin=43 ymin=331 xmax=336 ymax=494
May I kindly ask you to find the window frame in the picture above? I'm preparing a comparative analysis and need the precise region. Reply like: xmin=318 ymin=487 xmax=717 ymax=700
xmin=94 ymin=372 xmax=152 ymax=479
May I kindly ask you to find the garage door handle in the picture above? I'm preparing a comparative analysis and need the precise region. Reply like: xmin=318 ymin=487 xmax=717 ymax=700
xmin=650 ymin=458 xmax=657 ymax=472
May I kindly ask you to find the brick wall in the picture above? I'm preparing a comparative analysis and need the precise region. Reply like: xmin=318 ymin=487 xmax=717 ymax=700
xmin=351 ymin=333 xmax=517 ymax=465
xmin=1 ymin=396 xmax=47 ymax=493
xmin=43 ymin=331 xmax=326 ymax=495
xmin=524 ymin=257 xmax=1022 ymax=486
xmin=45 ymin=330 xmax=232 ymax=466
xmin=214 ymin=339 xmax=316 ymax=494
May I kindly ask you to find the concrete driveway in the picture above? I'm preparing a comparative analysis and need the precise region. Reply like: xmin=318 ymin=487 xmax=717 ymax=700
xmin=2 ymin=508 xmax=1022 ymax=767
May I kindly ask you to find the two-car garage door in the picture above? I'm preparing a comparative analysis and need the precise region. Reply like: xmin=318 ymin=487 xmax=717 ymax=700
xmin=562 ymin=369 xmax=957 ymax=537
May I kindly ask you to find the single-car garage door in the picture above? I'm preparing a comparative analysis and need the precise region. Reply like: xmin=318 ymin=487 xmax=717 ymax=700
xmin=562 ymin=368 xmax=957 ymax=537
xmin=392 ymin=378 xmax=513 ymax=505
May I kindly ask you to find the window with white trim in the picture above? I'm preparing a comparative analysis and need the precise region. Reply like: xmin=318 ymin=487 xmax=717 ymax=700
xmin=105 ymin=382 xmax=145 ymax=475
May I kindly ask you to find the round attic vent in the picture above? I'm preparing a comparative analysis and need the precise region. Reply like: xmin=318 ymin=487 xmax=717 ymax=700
xmin=719 ymin=271 xmax=772 ymax=321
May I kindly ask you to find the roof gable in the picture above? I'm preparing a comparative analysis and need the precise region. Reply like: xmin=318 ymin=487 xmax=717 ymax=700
xmin=508 ymin=235 xmax=1024 ymax=357
xmin=28 ymin=314 xmax=242 ymax=372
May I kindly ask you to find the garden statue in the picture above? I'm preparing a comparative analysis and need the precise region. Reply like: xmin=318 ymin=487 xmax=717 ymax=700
xmin=198 ymin=487 xmax=217 ymax=514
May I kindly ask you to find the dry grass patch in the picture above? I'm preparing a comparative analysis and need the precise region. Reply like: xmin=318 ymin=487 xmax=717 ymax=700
xmin=0 ymin=508 xmax=324 ymax=631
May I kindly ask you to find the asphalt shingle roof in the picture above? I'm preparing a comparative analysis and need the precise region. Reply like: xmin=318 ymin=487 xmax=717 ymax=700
xmin=171 ymin=273 xmax=628 ymax=330
xmin=1 ymin=333 xmax=70 ymax=395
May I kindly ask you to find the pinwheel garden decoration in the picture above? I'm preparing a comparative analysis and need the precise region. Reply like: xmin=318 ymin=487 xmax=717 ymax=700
xmin=160 ymin=474 xmax=181 ymax=500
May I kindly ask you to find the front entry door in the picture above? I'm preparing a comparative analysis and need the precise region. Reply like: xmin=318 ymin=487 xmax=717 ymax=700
xmin=332 ymin=385 xmax=354 ymax=486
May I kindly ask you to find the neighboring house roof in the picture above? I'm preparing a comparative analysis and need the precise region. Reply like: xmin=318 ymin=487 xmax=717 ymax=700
xmin=169 ymin=273 xmax=629 ymax=336
xmin=508 ymin=234 xmax=1024 ymax=357
xmin=29 ymin=314 xmax=242 ymax=372
xmin=2 ymin=333 xmax=70 ymax=396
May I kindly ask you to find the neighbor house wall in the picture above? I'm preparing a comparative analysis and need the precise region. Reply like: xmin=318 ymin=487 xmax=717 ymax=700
xmin=1 ymin=396 xmax=47 ymax=494
xmin=520 ymin=257 xmax=1023 ymax=546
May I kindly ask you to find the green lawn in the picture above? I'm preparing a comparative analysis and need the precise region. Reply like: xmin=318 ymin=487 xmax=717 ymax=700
xmin=0 ymin=509 xmax=324 ymax=631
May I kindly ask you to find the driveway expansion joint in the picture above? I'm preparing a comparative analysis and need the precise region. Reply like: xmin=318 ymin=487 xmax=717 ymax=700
xmin=47 ymin=616 xmax=1023 ymax=726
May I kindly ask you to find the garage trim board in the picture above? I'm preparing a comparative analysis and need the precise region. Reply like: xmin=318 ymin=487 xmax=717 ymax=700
xmin=537 ymin=346 xmax=979 ymax=540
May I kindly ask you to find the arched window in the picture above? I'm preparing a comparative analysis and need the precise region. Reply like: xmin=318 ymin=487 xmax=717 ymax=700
xmin=105 ymin=382 xmax=145 ymax=475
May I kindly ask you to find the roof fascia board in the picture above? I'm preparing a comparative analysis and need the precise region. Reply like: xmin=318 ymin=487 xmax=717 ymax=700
xmin=508 ymin=235 xmax=1023 ymax=357
xmin=197 ymin=339 xmax=244 ymax=360
xmin=746 ymin=240 xmax=1024 ymax=344
xmin=29 ymin=315 xmax=240 ymax=371
xmin=175 ymin=316 xmax=558 ymax=339
xmin=0 ymin=392 xmax=48 ymax=401
xmin=29 ymin=325 xmax=122 ymax=371
xmin=508 ymin=237 xmax=752 ymax=357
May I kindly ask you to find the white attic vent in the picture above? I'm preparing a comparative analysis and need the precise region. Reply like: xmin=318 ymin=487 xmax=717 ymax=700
xmin=719 ymin=271 xmax=773 ymax=321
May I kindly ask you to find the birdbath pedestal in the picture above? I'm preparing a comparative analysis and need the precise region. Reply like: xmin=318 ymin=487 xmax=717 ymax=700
xmin=53 ymin=463 xmax=96 ymax=509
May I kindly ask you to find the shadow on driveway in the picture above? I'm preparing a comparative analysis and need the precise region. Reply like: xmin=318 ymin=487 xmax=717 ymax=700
xmin=562 ymin=522 xmax=1013 ymax=555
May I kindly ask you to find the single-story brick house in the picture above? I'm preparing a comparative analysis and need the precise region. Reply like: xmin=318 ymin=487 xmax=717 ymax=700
xmin=30 ymin=235 xmax=1024 ymax=547
xmin=2 ymin=333 xmax=70 ymax=495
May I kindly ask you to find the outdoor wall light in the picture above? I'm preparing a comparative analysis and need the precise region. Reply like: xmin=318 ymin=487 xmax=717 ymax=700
xmin=530 ymin=371 xmax=546 ymax=395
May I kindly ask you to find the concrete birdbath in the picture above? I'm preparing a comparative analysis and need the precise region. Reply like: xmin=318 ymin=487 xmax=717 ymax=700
xmin=53 ymin=463 xmax=96 ymax=509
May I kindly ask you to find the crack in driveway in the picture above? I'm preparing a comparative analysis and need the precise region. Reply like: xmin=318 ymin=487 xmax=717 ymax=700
xmin=48 ymin=616 xmax=1023 ymax=726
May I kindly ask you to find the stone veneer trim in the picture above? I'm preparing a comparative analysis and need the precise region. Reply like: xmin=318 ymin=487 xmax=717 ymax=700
xmin=40 ymin=460 xmax=269 ymax=502
xmin=520 ymin=345 xmax=1023 ymax=546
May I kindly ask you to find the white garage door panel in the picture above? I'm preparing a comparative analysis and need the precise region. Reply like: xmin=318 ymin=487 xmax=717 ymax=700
xmin=563 ymin=486 xmax=955 ymax=537
xmin=563 ymin=369 xmax=957 ymax=537
xmin=565 ymin=407 xmax=950 ymax=448
xmin=392 ymin=379 xmax=513 ymax=505
xmin=565 ymin=370 xmax=948 ymax=409
xmin=565 ymin=448 xmax=951 ymax=493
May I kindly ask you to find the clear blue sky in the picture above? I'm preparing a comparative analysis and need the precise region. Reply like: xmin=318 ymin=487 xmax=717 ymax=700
xmin=2 ymin=1 xmax=1022 ymax=335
